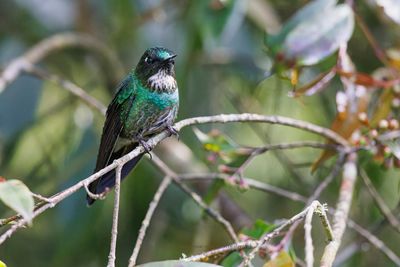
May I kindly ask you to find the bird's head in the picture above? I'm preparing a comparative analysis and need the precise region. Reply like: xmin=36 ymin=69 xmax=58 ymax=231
xmin=135 ymin=47 xmax=177 ymax=93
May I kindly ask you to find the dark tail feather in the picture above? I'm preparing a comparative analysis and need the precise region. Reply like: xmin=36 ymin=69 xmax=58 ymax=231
xmin=86 ymin=153 xmax=144 ymax=205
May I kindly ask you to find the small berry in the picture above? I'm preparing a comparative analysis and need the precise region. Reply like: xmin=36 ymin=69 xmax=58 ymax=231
xmin=358 ymin=112 xmax=369 ymax=125
xmin=370 ymin=129 xmax=379 ymax=138
xmin=379 ymin=119 xmax=389 ymax=129
xmin=389 ymin=119 xmax=399 ymax=130
xmin=392 ymin=98 xmax=400 ymax=108
xmin=393 ymin=84 xmax=400 ymax=94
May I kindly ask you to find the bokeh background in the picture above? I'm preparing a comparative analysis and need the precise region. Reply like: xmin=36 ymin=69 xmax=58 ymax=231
xmin=0 ymin=0 xmax=400 ymax=266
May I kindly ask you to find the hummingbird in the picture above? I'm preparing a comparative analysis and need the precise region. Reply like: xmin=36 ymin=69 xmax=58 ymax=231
xmin=87 ymin=47 xmax=179 ymax=205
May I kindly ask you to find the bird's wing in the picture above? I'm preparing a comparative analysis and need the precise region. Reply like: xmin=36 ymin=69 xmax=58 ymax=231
xmin=94 ymin=74 xmax=136 ymax=172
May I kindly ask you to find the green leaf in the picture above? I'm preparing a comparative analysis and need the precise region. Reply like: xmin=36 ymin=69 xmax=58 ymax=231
xmin=136 ymin=260 xmax=221 ymax=267
xmin=0 ymin=179 xmax=34 ymax=224
xmin=375 ymin=0 xmax=400 ymax=25
xmin=283 ymin=4 xmax=354 ymax=65
xmin=263 ymin=251 xmax=295 ymax=267
xmin=0 ymin=260 xmax=7 ymax=267
xmin=265 ymin=0 xmax=337 ymax=53
xmin=265 ymin=0 xmax=354 ymax=66
xmin=221 ymin=252 xmax=242 ymax=267
xmin=191 ymin=0 xmax=237 ymax=43
xmin=285 ymin=0 xmax=337 ymax=31
xmin=203 ymin=180 xmax=226 ymax=205
xmin=194 ymin=128 xmax=251 ymax=165
xmin=241 ymin=219 xmax=275 ymax=239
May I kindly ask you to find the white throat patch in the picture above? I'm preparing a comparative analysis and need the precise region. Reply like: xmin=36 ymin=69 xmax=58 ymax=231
xmin=148 ymin=69 xmax=177 ymax=91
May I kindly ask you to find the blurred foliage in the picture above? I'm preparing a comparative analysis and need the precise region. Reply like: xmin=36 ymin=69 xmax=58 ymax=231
xmin=1 ymin=0 xmax=400 ymax=266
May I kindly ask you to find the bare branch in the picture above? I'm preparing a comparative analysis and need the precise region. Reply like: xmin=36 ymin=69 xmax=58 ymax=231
xmin=175 ymin=114 xmax=349 ymax=146
xmin=179 ymin=173 xmax=307 ymax=202
xmin=320 ymin=153 xmax=358 ymax=267
xmin=360 ymin=169 xmax=400 ymax=233
xmin=107 ymin=165 xmax=122 ymax=267
xmin=31 ymin=193 xmax=51 ymax=203
xmin=25 ymin=64 xmax=107 ymax=114
xmin=0 ymin=32 xmax=124 ymax=93
xmin=304 ymin=202 xmax=317 ymax=267
xmin=347 ymin=219 xmax=400 ymax=265
xmin=128 ymin=176 xmax=172 ymax=267
xmin=182 ymin=240 xmax=258 ymax=262
xmin=308 ymin=153 xmax=347 ymax=202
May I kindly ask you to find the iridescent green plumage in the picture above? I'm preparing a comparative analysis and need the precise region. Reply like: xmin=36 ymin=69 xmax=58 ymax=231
xmin=87 ymin=47 xmax=179 ymax=205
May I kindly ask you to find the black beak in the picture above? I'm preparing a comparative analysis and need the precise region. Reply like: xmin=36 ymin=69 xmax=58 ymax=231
xmin=163 ymin=54 xmax=177 ymax=63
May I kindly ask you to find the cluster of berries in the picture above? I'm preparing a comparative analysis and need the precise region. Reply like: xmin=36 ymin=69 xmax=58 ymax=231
xmin=353 ymin=112 xmax=400 ymax=169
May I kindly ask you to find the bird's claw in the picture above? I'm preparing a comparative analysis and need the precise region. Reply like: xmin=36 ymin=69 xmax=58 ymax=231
xmin=167 ymin=125 xmax=179 ymax=140
xmin=139 ymin=139 xmax=152 ymax=159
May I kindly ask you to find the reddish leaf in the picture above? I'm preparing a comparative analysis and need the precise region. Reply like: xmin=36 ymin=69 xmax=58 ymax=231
xmin=312 ymin=87 xmax=369 ymax=172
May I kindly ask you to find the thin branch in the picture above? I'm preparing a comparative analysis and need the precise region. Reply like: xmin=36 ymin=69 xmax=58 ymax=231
xmin=31 ymin=193 xmax=51 ymax=203
xmin=107 ymin=165 xmax=122 ymax=267
xmin=320 ymin=153 xmax=358 ymax=267
xmin=0 ymin=32 xmax=124 ymax=93
xmin=25 ymin=64 xmax=107 ymax=114
xmin=227 ymin=141 xmax=336 ymax=185
xmin=253 ymin=141 xmax=338 ymax=152
xmin=182 ymin=240 xmax=259 ymax=262
xmin=308 ymin=153 xmax=347 ymax=202
xmin=128 ymin=176 xmax=172 ymax=267
xmin=360 ymin=169 xmax=400 ymax=233
xmin=304 ymin=201 xmax=317 ymax=267
xmin=354 ymin=12 xmax=390 ymax=66
xmin=179 ymin=173 xmax=307 ymax=202
xmin=347 ymin=218 xmax=400 ymax=265
xmin=174 ymin=114 xmax=349 ymax=146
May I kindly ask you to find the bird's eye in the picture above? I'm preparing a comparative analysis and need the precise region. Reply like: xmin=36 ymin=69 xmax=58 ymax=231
xmin=145 ymin=57 xmax=154 ymax=64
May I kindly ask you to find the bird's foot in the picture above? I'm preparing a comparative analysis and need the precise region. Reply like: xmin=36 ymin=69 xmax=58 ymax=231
xmin=167 ymin=125 xmax=179 ymax=140
xmin=138 ymin=139 xmax=152 ymax=159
